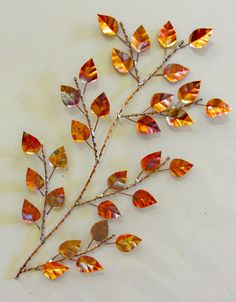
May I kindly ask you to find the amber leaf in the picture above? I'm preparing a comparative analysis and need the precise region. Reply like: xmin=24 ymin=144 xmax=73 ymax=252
xmin=131 ymin=25 xmax=151 ymax=53
xmin=107 ymin=170 xmax=127 ymax=190
xmin=141 ymin=151 xmax=161 ymax=173
xmin=61 ymin=85 xmax=81 ymax=107
xmin=189 ymin=28 xmax=214 ymax=48
xmin=97 ymin=14 xmax=118 ymax=36
xmin=26 ymin=168 xmax=44 ymax=191
xmin=150 ymin=93 xmax=173 ymax=113
xmin=169 ymin=158 xmax=193 ymax=177
xmin=77 ymin=256 xmax=103 ymax=273
xmin=116 ymin=234 xmax=142 ymax=252
xmin=178 ymin=81 xmax=201 ymax=104
xmin=90 ymin=92 xmax=110 ymax=117
xmin=71 ymin=120 xmax=90 ymax=142
xmin=22 ymin=132 xmax=41 ymax=154
xmin=164 ymin=64 xmax=189 ymax=83
xmin=136 ymin=116 xmax=161 ymax=134
xmin=59 ymin=240 xmax=81 ymax=259
xmin=22 ymin=199 xmax=41 ymax=223
xmin=79 ymin=58 xmax=97 ymax=84
xmin=90 ymin=220 xmax=109 ymax=242
xmin=132 ymin=190 xmax=157 ymax=208
xmin=49 ymin=146 xmax=67 ymax=169
xmin=98 ymin=200 xmax=121 ymax=219
xmin=158 ymin=21 xmax=177 ymax=48
xmin=166 ymin=107 xmax=193 ymax=127
xmin=206 ymin=98 xmax=232 ymax=118
xmin=112 ymin=48 xmax=134 ymax=74
xmin=43 ymin=262 xmax=69 ymax=280
xmin=47 ymin=187 xmax=65 ymax=208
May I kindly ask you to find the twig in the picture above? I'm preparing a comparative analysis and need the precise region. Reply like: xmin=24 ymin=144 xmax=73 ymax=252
xmin=94 ymin=117 xmax=99 ymax=132
xmin=48 ymin=167 xmax=56 ymax=181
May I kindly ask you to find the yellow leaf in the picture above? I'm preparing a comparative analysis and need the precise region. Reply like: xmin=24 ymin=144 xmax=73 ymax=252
xmin=97 ymin=14 xmax=118 ymax=36
xmin=150 ymin=93 xmax=173 ymax=113
xmin=189 ymin=28 xmax=214 ymax=48
xmin=90 ymin=92 xmax=110 ymax=117
xmin=131 ymin=25 xmax=151 ymax=53
xmin=59 ymin=240 xmax=81 ymax=259
xmin=26 ymin=168 xmax=44 ymax=191
xmin=77 ymin=256 xmax=103 ymax=273
xmin=136 ymin=116 xmax=161 ymax=134
xmin=71 ymin=120 xmax=90 ymax=142
xmin=116 ymin=234 xmax=142 ymax=252
xmin=112 ymin=48 xmax=134 ymax=74
xmin=166 ymin=107 xmax=193 ymax=127
xmin=158 ymin=21 xmax=177 ymax=48
xmin=46 ymin=187 xmax=65 ymax=208
xmin=178 ymin=81 xmax=201 ymax=104
xmin=42 ymin=262 xmax=69 ymax=280
xmin=163 ymin=64 xmax=189 ymax=83
xmin=206 ymin=98 xmax=232 ymax=118
xmin=49 ymin=146 xmax=67 ymax=169
xmin=79 ymin=58 xmax=97 ymax=84
xmin=169 ymin=159 xmax=193 ymax=177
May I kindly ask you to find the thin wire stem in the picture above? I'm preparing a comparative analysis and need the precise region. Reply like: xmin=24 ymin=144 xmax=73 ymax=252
xmin=48 ymin=167 xmax=56 ymax=181
xmin=94 ymin=117 xmax=99 ymax=132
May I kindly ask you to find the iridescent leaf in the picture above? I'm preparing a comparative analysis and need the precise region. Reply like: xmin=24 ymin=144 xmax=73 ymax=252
xmin=189 ymin=28 xmax=214 ymax=48
xmin=166 ymin=107 xmax=193 ymax=127
xmin=163 ymin=64 xmax=189 ymax=83
xmin=22 ymin=199 xmax=41 ymax=223
xmin=71 ymin=120 xmax=90 ymax=142
xmin=158 ymin=21 xmax=177 ymax=48
xmin=178 ymin=81 xmax=201 ymax=104
xmin=112 ymin=48 xmax=134 ymax=74
xmin=136 ymin=116 xmax=161 ymax=134
xmin=49 ymin=146 xmax=67 ymax=169
xmin=107 ymin=170 xmax=127 ymax=190
xmin=140 ymin=151 xmax=161 ymax=173
xmin=90 ymin=220 xmax=109 ymax=242
xmin=22 ymin=132 xmax=41 ymax=154
xmin=60 ymin=85 xmax=81 ymax=107
xmin=116 ymin=234 xmax=142 ymax=252
xmin=90 ymin=92 xmax=110 ymax=117
xmin=26 ymin=168 xmax=44 ymax=191
xmin=46 ymin=187 xmax=65 ymax=208
xmin=206 ymin=98 xmax=232 ymax=118
xmin=131 ymin=25 xmax=151 ymax=53
xmin=132 ymin=190 xmax=157 ymax=208
xmin=79 ymin=58 xmax=97 ymax=84
xmin=42 ymin=262 xmax=69 ymax=280
xmin=98 ymin=200 xmax=121 ymax=219
xmin=77 ymin=256 xmax=103 ymax=273
xmin=59 ymin=240 xmax=81 ymax=259
xmin=150 ymin=93 xmax=173 ymax=113
xmin=97 ymin=14 xmax=118 ymax=36
xmin=169 ymin=158 xmax=193 ymax=177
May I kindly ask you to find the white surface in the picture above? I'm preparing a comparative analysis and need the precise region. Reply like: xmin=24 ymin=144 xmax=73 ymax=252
xmin=0 ymin=0 xmax=236 ymax=301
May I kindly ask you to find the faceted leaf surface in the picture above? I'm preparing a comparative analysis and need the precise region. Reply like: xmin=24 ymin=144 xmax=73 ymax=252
xmin=141 ymin=151 xmax=162 ymax=173
xmin=189 ymin=28 xmax=214 ymax=48
xmin=49 ymin=146 xmax=67 ymax=169
xmin=22 ymin=199 xmax=41 ymax=223
xmin=26 ymin=168 xmax=44 ymax=191
xmin=178 ymin=81 xmax=201 ymax=104
xmin=77 ymin=256 xmax=103 ymax=273
xmin=22 ymin=132 xmax=41 ymax=154
xmin=47 ymin=187 xmax=65 ymax=208
xmin=90 ymin=220 xmax=109 ymax=242
xmin=112 ymin=48 xmax=134 ymax=74
xmin=116 ymin=234 xmax=142 ymax=252
xmin=42 ymin=262 xmax=68 ymax=280
xmin=131 ymin=25 xmax=151 ymax=53
xmin=164 ymin=64 xmax=189 ymax=83
xmin=98 ymin=200 xmax=121 ymax=219
xmin=107 ymin=170 xmax=127 ymax=190
xmin=79 ymin=58 xmax=97 ymax=84
xmin=132 ymin=190 xmax=157 ymax=208
xmin=61 ymin=85 xmax=81 ymax=107
xmin=90 ymin=92 xmax=110 ymax=117
xmin=136 ymin=116 xmax=161 ymax=134
xmin=59 ymin=240 xmax=81 ymax=259
xmin=166 ymin=107 xmax=193 ymax=127
xmin=71 ymin=120 xmax=90 ymax=142
xmin=97 ymin=14 xmax=118 ymax=36
xmin=158 ymin=21 xmax=177 ymax=48
xmin=206 ymin=98 xmax=232 ymax=118
xmin=150 ymin=93 xmax=173 ymax=113
xmin=169 ymin=158 xmax=193 ymax=177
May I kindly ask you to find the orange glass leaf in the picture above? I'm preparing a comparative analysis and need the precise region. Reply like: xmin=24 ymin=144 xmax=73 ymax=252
xmin=98 ymin=200 xmax=121 ymax=219
xmin=61 ymin=85 xmax=81 ymax=107
xmin=26 ymin=168 xmax=44 ymax=191
xmin=206 ymin=98 xmax=232 ymax=118
xmin=42 ymin=262 xmax=69 ymax=280
xmin=49 ymin=146 xmax=67 ymax=169
xmin=158 ymin=21 xmax=177 ymax=48
xmin=166 ymin=107 xmax=193 ymax=127
xmin=132 ymin=190 xmax=157 ymax=208
xmin=164 ymin=64 xmax=189 ymax=83
xmin=178 ymin=81 xmax=201 ymax=104
xmin=169 ymin=158 xmax=193 ymax=177
xmin=90 ymin=92 xmax=110 ymax=117
xmin=71 ymin=120 xmax=90 ymax=142
xmin=22 ymin=132 xmax=41 ymax=154
xmin=79 ymin=58 xmax=97 ymax=84
xmin=136 ymin=116 xmax=161 ymax=134
xmin=140 ymin=151 xmax=161 ymax=173
xmin=116 ymin=234 xmax=142 ymax=252
xmin=90 ymin=220 xmax=109 ymax=242
xmin=59 ymin=240 xmax=81 ymax=259
xmin=46 ymin=187 xmax=65 ymax=208
xmin=107 ymin=170 xmax=127 ymax=190
xmin=22 ymin=199 xmax=41 ymax=223
xmin=189 ymin=28 xmax=214 ymax=48
xmin=97 ymin=14 xmax=118 ymax=36
xmin=150 ymin=93 xmax=173 ymax=113
xmin=112 ymin=48 xmax=134 ymax=74
xmin=131 ymin=25 xmax=151 ymax=53
xmin=77 ymin=256 xmax=103 ymax=273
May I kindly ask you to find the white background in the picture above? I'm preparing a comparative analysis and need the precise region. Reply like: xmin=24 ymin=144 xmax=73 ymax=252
xmin=0 ymin=0 xmax=236 ymax=301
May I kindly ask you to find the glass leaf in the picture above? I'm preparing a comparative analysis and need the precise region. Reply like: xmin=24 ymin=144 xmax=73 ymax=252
xmin=112 ymin=48 xmax=134 ymax=74
xmin=71 ymin=120 xmax=90 ymax=142
xmin=49 ymin=146 xmax=67 ymax=169
xmin=59 ymin=240 xmax=81 ymax=259
xmin=163 ymin=64 xmax=189 ymax=83
xmin=178 ymin=81 xmax=201 ymax=104
xmin=22 ymin=199 xmax=41 ymax=223
xmin=61 ymin=85 xmax=81 ymax=107
xmin=46 ymin=187 xmax=65 ymax=208
xmin=166 ymin=107 xmax=193 ymax=127
xmin=107 ymin=170 xmax=127 ymax=190
xmin=77 ymin=256 xmax=103 ymax=273
xmin=42 ymin=262 xmax=69 ymax=280
xmin=136 ymin=116 xmax=161 ymax=134
xmin=158 ymin=21 xmax=177 ymax=48
xmin=206 ymin=98 xmax=232 ymax=118
xmin=150 ymin=93 xmax=173 ymax=113
xmin=26 ymin=168 xmax=44 ymax=191
xmin=97 ymin=14 xmax=118 ymax=36
xmin=116 ymin=234 xmax=142 ymax=252
xmin=189 ymin=28 xmax=214 ymax=48
xmin=98 ymin=200 xmax=121 ymax=219
xmin=132 ymin=190 xmax=157 ymax=208
xmin=131 ymin=25 xmax=151 ymax=53
xmin=90 ymin=92 xmax=110 ymax=117
xmin=169 ymin=158 xmax=193 ymax=177
xmin=79 ymin=58 xmax=97 ymax=84
xmin=22 ymin=132 xmax=41 ymax=154
xmin=90 ymin=220 xmax=109 ymax=242
xmin=140 ymin=151 xmax=162 ymax=173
